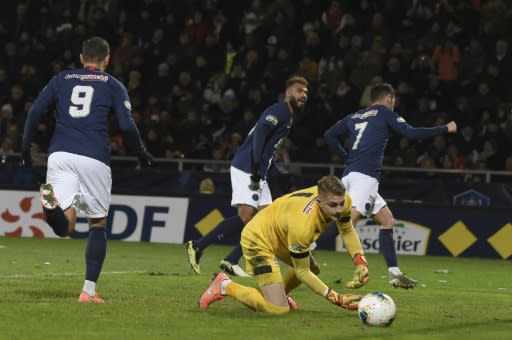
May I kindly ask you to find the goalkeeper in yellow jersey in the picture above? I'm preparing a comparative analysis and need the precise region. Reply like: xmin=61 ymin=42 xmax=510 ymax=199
xmin=198 ymin=175 xmax=369 ymax=314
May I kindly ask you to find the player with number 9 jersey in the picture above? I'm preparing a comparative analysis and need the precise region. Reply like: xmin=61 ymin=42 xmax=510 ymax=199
xmin=21 ymin=36 xmax=151 ymax=304
xmin=22 ymin=52 xmax=143 ymax=166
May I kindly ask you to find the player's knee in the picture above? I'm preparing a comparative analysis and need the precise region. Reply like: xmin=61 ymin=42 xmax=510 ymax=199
xmin=380 ymin=218 xmax=394 ymax=229
xmin=88 ymin=217 xmax=107 ymax=228
xmin=237 ymin=205 xmax=257 ymax=224
xmin=263 ymin=301 xmax=289 ymax=315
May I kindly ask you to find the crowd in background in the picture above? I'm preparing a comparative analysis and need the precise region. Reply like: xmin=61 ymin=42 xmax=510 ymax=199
xmin=0 ymin=0 xmax=511 ymax=177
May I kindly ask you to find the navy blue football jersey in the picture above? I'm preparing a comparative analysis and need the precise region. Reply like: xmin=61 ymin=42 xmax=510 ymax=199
xmin=231 ymin=102 xmax=292 ymax=178
xmin=22 ymin=67 xmax=144 ymax=165
xmin=324 ymin=104 xmax=448 ymax=180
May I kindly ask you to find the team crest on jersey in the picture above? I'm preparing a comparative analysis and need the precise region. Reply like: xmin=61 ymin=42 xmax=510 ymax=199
xmin=303 ymin=198 xmax=316 ymax=215
xmin=124 ymin=100 xmax=132 ymax=110
xmin=364 ymin=195 xmax=377 ymax=217
xmin=65 ymin=74 xmax=108 ymax=82
xmin=265 ymin=114 xmax=278 ymax=126
xmin=396 ymin=116 xmax=406 ymax=123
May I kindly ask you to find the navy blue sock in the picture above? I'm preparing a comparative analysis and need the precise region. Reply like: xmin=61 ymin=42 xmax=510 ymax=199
xmin=85 ymin=227 xmax=107 ymax=282
xmin=224 ymin=243 xmax=243 ymax=264
xmin=379 ymin=228 xmax=398 ymax=268
xmin=195 ymin=216 xmax=244 ymax=251
xmin=44 ymin=207 xmax=69 ymax=237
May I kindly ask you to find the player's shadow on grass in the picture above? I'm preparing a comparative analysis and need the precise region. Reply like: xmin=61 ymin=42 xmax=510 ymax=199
xmin=196 ymin=304 xmax=355 ymax=321
xmin=14 ymin=289 xmax=76 ymax=299
xmin=138 ymin=271 xmax=182 ymax=276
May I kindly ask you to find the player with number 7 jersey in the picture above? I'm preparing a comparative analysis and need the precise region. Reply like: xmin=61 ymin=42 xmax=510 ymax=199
xmin=20 ymin=36 xmax=152 ymax=303
xmin=323 ymin=82 xmax=457 ymax=289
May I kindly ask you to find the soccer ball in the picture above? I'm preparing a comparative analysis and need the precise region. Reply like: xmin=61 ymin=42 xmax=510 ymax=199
xmin=358 ymin=292 xmax=396 ymax=327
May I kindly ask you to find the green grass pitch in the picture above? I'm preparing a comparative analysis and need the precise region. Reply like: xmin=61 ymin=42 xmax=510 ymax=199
xmin=0 ymin=237 xmax=511 ymax=339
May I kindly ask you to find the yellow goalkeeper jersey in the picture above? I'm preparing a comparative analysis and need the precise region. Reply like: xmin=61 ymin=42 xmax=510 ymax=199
xmin=242 ymin=185 xmax=352 ymax=262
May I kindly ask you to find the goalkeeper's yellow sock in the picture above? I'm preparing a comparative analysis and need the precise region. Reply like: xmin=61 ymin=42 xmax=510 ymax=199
xmin=225 ymin=281 xmax=289 ymax=314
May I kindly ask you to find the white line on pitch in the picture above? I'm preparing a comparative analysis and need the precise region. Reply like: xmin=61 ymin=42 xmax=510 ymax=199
xmin=0 ymin=270 xmax=149 ymax=279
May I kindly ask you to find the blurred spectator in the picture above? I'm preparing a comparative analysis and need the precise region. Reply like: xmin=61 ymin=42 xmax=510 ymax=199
xmin=382 ymin=56 xmax=403 ymax=88
xmin=468 ymin=81 xmax=500 ymax=118
xmin=457 ymin=125 xmax=480 ymax=164
xmin=459 ymin=39 xmax=486 ymax=90
xmin=417 ymin=153 xmax=438 ymax=178
xmin=321 ymin=0 xmax=345 ymax=35
xmin=332 ymin=79 xmax=360 ymax=115
xmin=364 ymin=12 xmax=392 ymax=49
xmin=203 ymin=72 xmax=227 ymax=106
xmin=405 ymin=0 xmax=434 ymax=26
xmin=442 ymin=144 xmax=465 ymax=170
xmin=232 ymin=108 xmax=256 ymax=138
xmin=432 ymin=39 xmax=460 ymax=84
xmin=428 ymin=135 xmax=448 ymax=167
xmin=185 ymin=10 xmax=208 ymax=47
xmin=488 ymin=39 xmax=512 ymax=100
xmin=126 ymin=70 xmax=144 ymax=112
xmin=242 ymin=0 xmax=265 ymax=36
xmin=0 ymin=104 xmax=13 ymax=141
xmin=409 ymin=52 xmax=433 ymax=95
xmin=318 ymin=55 xmax=346 ymax=94
xmin=199 ymin=177 xmax=216 ymax=194
xmin=351 ymin=48 xmax=383 ymax=91
xmin=390 ymin=137 xmax=418 ymax=167
xmin=203 ymin=147 xmax=229 ymax=173
xmin=224 ymin=132 xmax=243 ymax=160
xmin=0 ymin=136 xmax=15 ymax=165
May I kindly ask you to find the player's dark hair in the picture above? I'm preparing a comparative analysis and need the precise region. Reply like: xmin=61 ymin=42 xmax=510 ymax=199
xmin=370 ymin=82 xmax=395 ymax=102
xmin=317 ymin=175 xmax=345 ymax=197
xmin=286 ymin=75 xmax=308 ymax=89
xmin=82 ymin=36 xmax=110 ymax=62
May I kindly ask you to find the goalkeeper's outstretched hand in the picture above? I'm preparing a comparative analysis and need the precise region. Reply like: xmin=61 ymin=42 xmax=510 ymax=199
xmin=346 ymin=253 xmax=369 ymax=289
xmin=325 ymin=289 xmax=361 ymax=310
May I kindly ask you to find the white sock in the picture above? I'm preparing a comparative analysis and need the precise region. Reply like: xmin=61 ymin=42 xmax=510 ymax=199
xmin=388 ymin=267 xmax=401 ymax=276
xmin=220 ymin=279 xmax=231 ymax=295
xmin=83 ymin=280 xmax=96 ymax=296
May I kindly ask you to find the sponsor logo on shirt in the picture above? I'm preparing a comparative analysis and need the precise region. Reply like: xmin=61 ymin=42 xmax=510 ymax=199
xmin=351 ymin=109 xmax=378 ymax=120
xmin=290 ymin=244 xmax=305 ymax=253
xmin=124 ymin=100 xmax=132 ymax=110
xmin=265 ymin=114 xmax=278 ymax=126
xmin=65 ymin=73 xmax=109 ymax=82
xmin=396 ymin=116 xmax=406 ymax=123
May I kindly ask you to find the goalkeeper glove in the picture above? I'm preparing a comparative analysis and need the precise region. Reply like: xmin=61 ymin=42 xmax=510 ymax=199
xmin=248 ymin=163 xmax=261 ymax=191
xmin=345 ymin=253 xmax=369 ymax=289
xmin=325 ymin=288 xmax=361 ymax=310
